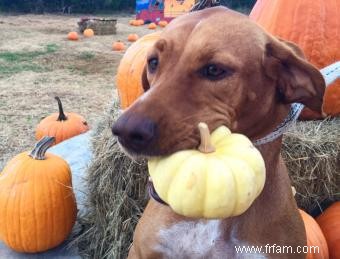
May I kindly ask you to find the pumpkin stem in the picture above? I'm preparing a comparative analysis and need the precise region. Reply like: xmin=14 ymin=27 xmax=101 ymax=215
xmin=29 ymin=136 xmax=55 ymax=160
xmin=55 ymin=96 xmax=68 ymax=121
xmin=198 ymin=122 xmax=215 ymax=153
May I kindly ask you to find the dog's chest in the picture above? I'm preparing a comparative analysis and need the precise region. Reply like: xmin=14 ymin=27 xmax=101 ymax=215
xmin=154 ymin=220 xmax=267 ymax=259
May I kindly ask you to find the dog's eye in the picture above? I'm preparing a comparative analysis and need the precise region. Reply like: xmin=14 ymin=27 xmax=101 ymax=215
xmin=148 ymin=57 xmax=158 ymax=73
xmin=201 ymin=64 xmax=229 ymax=80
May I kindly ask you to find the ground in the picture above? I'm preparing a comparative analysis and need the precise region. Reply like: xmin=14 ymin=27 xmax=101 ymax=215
xmin=0 ymin=13 xmax=155 ymax=169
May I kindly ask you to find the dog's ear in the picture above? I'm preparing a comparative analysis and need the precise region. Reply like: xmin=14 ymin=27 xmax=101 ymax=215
xmin=141 ymin=66 xmax=150 ymax=92
xmin=263 ymin=37 xmax=325 ymax=112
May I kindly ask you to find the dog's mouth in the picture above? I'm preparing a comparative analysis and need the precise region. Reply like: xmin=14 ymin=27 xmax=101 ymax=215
xmin=116 ymin=136 xmax=199 ymax=160
xmin=116 ymin=141 xmax=155 ymax=160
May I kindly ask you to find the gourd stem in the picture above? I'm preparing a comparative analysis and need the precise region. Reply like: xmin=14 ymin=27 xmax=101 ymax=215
xmin=29 ymin=136 xmax=55 ymax=160
xmin=55 ymin=96 xmax=68 ymax=121
xmin=198 ymin=122 xmax=215 ymax=153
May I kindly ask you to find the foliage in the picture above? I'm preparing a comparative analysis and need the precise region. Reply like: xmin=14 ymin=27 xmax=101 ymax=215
xmin=0 ymin=0 xmax=135 ymax=13
xmin=0 ymin=0 xmax=256 ymax=13
xmin=222 ymin=0 xmax=256 ymax=8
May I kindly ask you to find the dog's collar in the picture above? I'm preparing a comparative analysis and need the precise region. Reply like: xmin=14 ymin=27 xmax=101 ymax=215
xmin=148 ymin=180 xmax=168 ymax=206
xmin=253 ymin=61 xmax=340 ymax=146
xmin=252 ymin=103 xmax=303 ymax=146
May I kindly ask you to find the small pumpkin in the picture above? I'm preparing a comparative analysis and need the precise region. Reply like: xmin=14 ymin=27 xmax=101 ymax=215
xmin=116 ymin=32 xmax=161 ymax=109
xmin=136 ymin=19 xmax=144 ymax=25
xmin=0 ymin=137 xmax=77 ymax=253
xmin=299 ymin=209 xmax=329 ymax=259
xmin=112 ymin=40 xmax=125 ymax=51
xmin=35 ymin=96 xmax=89 ymax=144
xmin=148 ymin=123 xmax=266 ymax=219
xmin=148 ymin=23 xmax=157 ymax=29
xmin=127 ymin=33 xmax=139 ymax=42
xmin=249 ymin=0 xmax=340 ymax=118
xmin=83 ymin=28 xmax=94 ymax=37
xmin=316 ymin=202 xmax=340 ymax=259
xmin=131 ymin=20 xmax=141 ymax=26
xmin=67 ymin=31 xmax=78 ymax=41
xmin=129 ymin=19 xmax=135 ymax=25
xmin=158 ymin=20 xmax=168 ymax=27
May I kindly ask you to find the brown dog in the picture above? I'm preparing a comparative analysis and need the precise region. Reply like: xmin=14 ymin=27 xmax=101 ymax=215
xmin=112 ymin=7 xmax=325 ymax=259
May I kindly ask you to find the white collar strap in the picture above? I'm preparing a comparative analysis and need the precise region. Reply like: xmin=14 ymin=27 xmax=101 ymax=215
xmin=253 ymin=61 xmax=340 ymax=146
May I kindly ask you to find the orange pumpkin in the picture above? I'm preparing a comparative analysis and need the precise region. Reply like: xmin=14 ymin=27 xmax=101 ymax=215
xmin=322 ymin=86 xmax=340 ymax=118
xmin=317 ymin=202 xmax=340 ymax=259
xmin=131 ymin=20 xmax=141 ymax=26
xmin=148 ymin=23 xmax=157 ymax=29
xmin=137 ymin=19 xmax=144 ymax=25
xmin=112 ymin=40 xmax=126 ymax=51
xmin=67 ymin=31 xmax=79 ymax=41
xmin=83 ymin=28 xmax=94 ymax=37
xmin=129 ymin=19 xmax=135 ymax=25
xmin=0 ymin=136 xmax=77 ymax=253
xmin=158 ymin=20 xmax=168 ymax=27
xmin=250 ymin=0 xmax=340 ymax=118
xmin=128 ymin=33 xmax=139 ymax=42
xmin=116 ymin=32 xmax=160 ymax=109
xmin=299 ymin=209 xmax=329 ymax=259
xmin=35 ymin=97 xmax=89 ymax=144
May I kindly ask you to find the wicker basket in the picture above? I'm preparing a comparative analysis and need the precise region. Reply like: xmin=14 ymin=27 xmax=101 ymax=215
xmin=78 ymin=17 xmax=117 ymax=35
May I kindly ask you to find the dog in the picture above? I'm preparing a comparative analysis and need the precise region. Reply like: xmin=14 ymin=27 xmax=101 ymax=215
xmin=112 ymin=6 xmax=325 ymax=259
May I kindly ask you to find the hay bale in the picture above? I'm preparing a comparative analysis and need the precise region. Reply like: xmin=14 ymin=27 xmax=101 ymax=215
xmin=73 ymin=99 xmax=148 ymax=259
xmin=283 ymin=118 xmax=340 ymax=215
xmin=78 ymin=17 xmax=117 ymax=35
xmin=74 ymin=100 xmax=339 ymax=258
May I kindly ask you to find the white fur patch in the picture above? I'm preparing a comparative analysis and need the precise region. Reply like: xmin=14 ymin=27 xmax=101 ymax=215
xmin=155 ymin=220 xmax=268 ymax=258
xmin=156 ymin=220 xmax=221 ymax=258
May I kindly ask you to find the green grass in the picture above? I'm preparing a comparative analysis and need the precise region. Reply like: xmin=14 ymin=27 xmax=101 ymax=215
xmin=0 ymin=64 xmax=46 ymax=76
xmin=79 ymin=51 xmax=95 ymax=60
xmin=0 ymin=44 xmax=59 ymax=77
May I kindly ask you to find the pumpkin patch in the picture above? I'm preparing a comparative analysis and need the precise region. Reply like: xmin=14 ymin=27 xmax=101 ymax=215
xmin=0 ymin=3 xmax=339 ymax=257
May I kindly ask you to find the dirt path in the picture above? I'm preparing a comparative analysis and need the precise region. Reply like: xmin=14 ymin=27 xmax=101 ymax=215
xmin=0 ymin=13 xmax=157 ymax=168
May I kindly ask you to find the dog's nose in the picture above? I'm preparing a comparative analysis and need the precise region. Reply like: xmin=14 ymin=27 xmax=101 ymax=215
xmin=112 ymin=114 xmax=156 ymax=152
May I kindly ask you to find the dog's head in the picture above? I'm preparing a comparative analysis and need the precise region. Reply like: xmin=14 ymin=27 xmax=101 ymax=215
xmin=112 ymin=7 xmax=325 ymax=157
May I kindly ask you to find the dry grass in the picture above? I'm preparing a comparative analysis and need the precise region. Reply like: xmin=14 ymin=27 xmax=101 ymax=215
xmin=0 ymin=13 xmax=162 ymax=169
xmin=282 ymin=118 xmax=340 ymax=215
